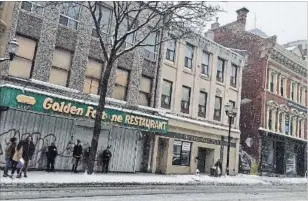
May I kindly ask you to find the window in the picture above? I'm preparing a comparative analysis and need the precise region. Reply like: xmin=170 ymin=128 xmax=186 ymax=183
xmin=166 ymin=39 xmax=176 ymax=62
xmin=59 ymin=3 xmax=81 ymax=30
xmin=21 ymin=1 xmax=44 ymax=15
xmin=118 ymin=17 xmax=136 ymax=48
xmin=112 ymin=68 xmax=129 ymax=101
xmin=280 ymin=77 xmax=284 ymax=97
xmin=138 ymin=76 xmax=152 ymax=106
xmin=229 ymin=100 xmax=236 ymax=124
xmin=285 ymin=115 xmax=289 ymax=134
xmin=230 ymin=64 xmax=238 ymax=87
xmin=213 ymin=96 xmax=222 ymax=121
xmin=9 ymin=35 xmax=36 ymax=79
xmin=289 ymin=115 xmax=293 ymax=135
xmin=144 ymin=32 xmax=159 ymax=61
xmin=268 ymin=109 xmax=273 ymax=130
xmin=161 ymin=80 xmax=172 ymax=109
xmin=198 ymin=92 xmax=207 ymax=118
xmin=269 ymin=72 xmax=274 ymax=92
xmin=201 ymin=52 xmax=209 ymax=75
xmin=291 ymin=82 xmax=295 ymax=100
xmin=83 ymin=59 xmax=103 ymax=95
xmin=299 ymin=119 xmax=303 ymax=138
xmin=92 ymin=5 xmax=112 ymax=37
xmin=278 ymin=112 xmax=283 ymax=133
xmin=216 ymin=58 xmax=225 ymax=83
xmin=181 ymin=86 xmax=191 ymax=114
xmin=49 ymin=49 xmax=72 ymax=86
xmin=184 ymin=43 xmax=194 ymax=69
xmin=172 ymin=140 xmax=191 ymax=166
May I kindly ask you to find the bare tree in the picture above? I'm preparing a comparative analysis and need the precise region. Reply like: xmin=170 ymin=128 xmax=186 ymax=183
xmin=49 ymin=1 xmax=221 ymax=174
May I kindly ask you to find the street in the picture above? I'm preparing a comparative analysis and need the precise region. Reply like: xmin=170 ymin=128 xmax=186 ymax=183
xmin=1 ymin=184 xmax=307 ymax=201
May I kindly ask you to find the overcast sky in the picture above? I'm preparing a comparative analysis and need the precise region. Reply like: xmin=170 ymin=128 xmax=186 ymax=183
xmin=206 ymin=1 xmax=307 ymax=44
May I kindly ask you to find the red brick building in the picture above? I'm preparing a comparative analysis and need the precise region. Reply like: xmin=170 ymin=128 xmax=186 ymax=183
xmin=212 ymin=7 xmax=307 ymax=177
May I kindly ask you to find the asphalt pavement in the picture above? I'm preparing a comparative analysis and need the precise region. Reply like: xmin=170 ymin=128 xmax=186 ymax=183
xmin=1 ymin=183 xmax=307 ymax=201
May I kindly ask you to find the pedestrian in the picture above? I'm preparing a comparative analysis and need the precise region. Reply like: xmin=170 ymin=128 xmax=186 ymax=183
xmin=72 ymin=139 xmax=83 ymax=173
xmin=214 ymin=159 xmax=222 ymax=177
xmin=46 ymin=142 xmax=58 ymax=172
xmin=17 ymin=136 xmax=35 ymax=178
xmin=3 ymin=137 xmax=17 ymax=177
xmin=83 ymin=143 xmax=91 ymax=172
xmin=101 ymin=145 xmax=112 ymax=173
xmin=10 ymin=143 xmax=23 ymax=179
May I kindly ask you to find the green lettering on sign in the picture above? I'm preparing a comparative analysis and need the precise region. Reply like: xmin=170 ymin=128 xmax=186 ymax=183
xmin=0 ymin=87 xmax=168 ymax=133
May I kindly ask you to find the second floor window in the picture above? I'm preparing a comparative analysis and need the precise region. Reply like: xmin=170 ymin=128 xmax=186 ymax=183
xmin=184 ymin=43 xmax=193 ymax=69
xmin=92 ymin=5 xmax=112 ymax=37
xmin=231 ymin=64 xmax=238 ymax=87
xmin=59 ymin=3 xmax=81 ymax=30
xmin=280 ymin=78 xmax=284 ymax=97
xmin=229 ymin=100 xmax=236 ymax=124
xmin=213 ymin=96 xmax=222 ymax=121
xmin=216 ymin=58 xmax=225 ymax=83
xmin=201 ymin=52 xmax=209 ymax=75
xmin=268 ymin=109 xmax=273 ymax=130
xmin=161 ymin=80 xmax=172 ymax=109
xmin=49 ymin=48 xmax=72 ymax=87
xmin=268 ymin=71 xmax=274 ymax=92
xmin=138 ymin=76 xmax=152 ymax=106
xmin=112 ymin=68 xmax=129 ymax=101
xmin=144 ymin=32 xmax=159 ymax=61
xmin=9 ymin=35 xmax=36 ymax=79
xmin=21 ymin=1 xmax=44 ymax=16
xmin=166 ymin=39 xmax=176 ymax=62
xmin=181 ymin=86 xmax=191 ymax=114
xmin=83 ymin=59 xmax=103 ymax=95
xmin=198 ymin=92 xmax=207 ymax=118
xmin=285 ymin=115 xmax=289 ymax=134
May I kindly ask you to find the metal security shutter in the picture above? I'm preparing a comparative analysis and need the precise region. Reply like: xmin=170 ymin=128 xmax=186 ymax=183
xmin=0 ymin=109 xmax=74 ymax=170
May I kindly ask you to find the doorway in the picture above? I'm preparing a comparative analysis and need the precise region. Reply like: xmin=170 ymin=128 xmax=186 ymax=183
xmin=197 ymin=147 xmax=215 ymax=173
xmin=156 ymin=137 xmax=169 ymax=174
xmin=275 ymin=141 xmax=285 ymax=175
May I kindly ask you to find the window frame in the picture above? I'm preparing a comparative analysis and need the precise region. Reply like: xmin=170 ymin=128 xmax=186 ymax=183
xmin=172 ymin=140 xmax=192 ymax=166
xmin=166 ymin=39 xmax=176 ymax=62
xmin=181 ymin=86 xmax=191 ymax=114
xmin=230 ymin=64 xmax=238 ymax=87
xmin=184 ymin=43 xmax=194 ymax=69
xmin=143 ymin=31 xmax=160 ymax=62
xmin=213 ymin=96 xmax=222 ymax=121
xmin=92 ymin=4 xmax=113 ymax=37
xmin=201 ymin=51 xmax=210 ymax=76
xmin=83 ymin=58 xmax=103 ymax=95
xmin=198 ymin=91 xmax=207 ymax=118
xmin=269 ymin=72 xmax=274 ymax=92
xmin=20 ymin=1 xmax=44 ymax=16
xmin=280 ymin=77 xmax=285 ymax=97
xmin=59 ymin=3 xmax=81 ymax=30
xmin=138 ymin=75 xmax=152 ymax=107
xmin=161 ymin=79 xmax=173 ymax=109
xmin=229 ymin=100 xmax=236 ymax=124
xmin=268 ymin=109 xmax=273 ymax=130
xmin=113 ymin=68 xmax=130 ymax=101
xmin=216 ymin=58 xmax=225 ymax=83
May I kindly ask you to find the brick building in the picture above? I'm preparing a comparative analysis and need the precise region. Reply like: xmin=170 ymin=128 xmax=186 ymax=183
xmin=212 ymin=7 xmax=307 ymax=177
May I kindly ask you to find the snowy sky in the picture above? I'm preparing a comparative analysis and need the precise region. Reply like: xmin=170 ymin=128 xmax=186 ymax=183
xmin=206 ymin=1 xmax=307 ymax=45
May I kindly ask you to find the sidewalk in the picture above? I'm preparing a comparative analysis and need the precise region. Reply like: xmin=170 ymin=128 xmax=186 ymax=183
xmin=0 ymin=171 xmax=307 ymax=187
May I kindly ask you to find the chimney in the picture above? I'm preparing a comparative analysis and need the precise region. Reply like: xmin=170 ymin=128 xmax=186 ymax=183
xmin=211 ymin=17 xmax=220 ymax=29
xmin=236 ymin=7 xmax=249 ymax=26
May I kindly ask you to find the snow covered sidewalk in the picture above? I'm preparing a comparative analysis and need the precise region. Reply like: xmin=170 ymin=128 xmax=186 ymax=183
xmin=0 ymin=172 xmax=307 ymax=186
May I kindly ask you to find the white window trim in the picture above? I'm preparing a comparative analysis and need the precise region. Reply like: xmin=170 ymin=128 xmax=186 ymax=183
xmin=20 ymin=1 xmax=44 ymax=16
xmin=279 ymin=75 xmax=287 ymax=98
xmin=59 ymin=4 xmax=81 ymax=30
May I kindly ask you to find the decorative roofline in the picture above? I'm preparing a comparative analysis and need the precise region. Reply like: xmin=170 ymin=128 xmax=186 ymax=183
xmin=274 ymin=44 xmax=307 ymax=68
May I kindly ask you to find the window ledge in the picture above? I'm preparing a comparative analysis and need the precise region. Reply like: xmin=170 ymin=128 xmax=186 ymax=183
xmin=183 ymin=68 xmax=194 ymax=75
xmin=216 ymin=81 xmax=225 ymax=87
xmin=164 ymin=60 xmax=177 ymax=69
xmin=58 ymin=24 xmax=78 ymax=33
xmin=200 ymin=74 xmax=210 ymax=81
xmin=229 ymin=86 xmax=238 ymax=92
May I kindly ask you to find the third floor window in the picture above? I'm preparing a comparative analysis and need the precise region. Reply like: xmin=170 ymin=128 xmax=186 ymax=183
xmin=184 ymin=43 xmax=193 ymax=69
xmin=213 ymin=96 xmax=222 ymax=121
xmin=83 ymin=59 xmax=103 ymax=95
xmin=198 ymin=91 xmax=207 ymax=118
xmin=161 ymin=80 xmax=172 ymax=109
xmin=92 ymin=5 xmax=112 ymax=37
xmin=280 ymin=77 xmax=285 ymax=97
xmin=59 ymin=3 xmax=81 ymax=30
xmin=230 ymin=64 xmax=238 ymax=87
xmin=166 ymin=39 xmax=176 ymax=62
xmin=21 ymin=1 xmax=44 ymax=16
xmin=181 ymin=86 xmax=191 ymax=114
xmin=112 ymin=68 xmax=129 ymax=101
xmin=201 ymin=52 xmax=209 ymax=75
xmin=216 ymin=58 xmax=225 ymax=83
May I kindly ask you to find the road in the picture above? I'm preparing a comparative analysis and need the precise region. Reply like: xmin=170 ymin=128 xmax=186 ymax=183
xmin=1 ymin=184 xmax=307 ymax=201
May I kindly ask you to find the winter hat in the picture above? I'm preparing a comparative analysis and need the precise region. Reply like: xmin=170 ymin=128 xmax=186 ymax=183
xmin=77 ymin=139 xmax=81 ymax=143
xmin=10 ymin=137 xmax=17 ymax=143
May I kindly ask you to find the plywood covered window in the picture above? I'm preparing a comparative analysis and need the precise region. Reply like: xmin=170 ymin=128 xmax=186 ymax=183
xmin=138 ymin=76 xmax=152 ymax=106
xmin=9 ymin=35 xmax=36 ymax=79
xmin=83 ymin=59 xmax=103 ymax=95
xmin=112 ymin=68 xmax=129 ymax=101
xmin=49 ymin=49 xmax=72 ymax=87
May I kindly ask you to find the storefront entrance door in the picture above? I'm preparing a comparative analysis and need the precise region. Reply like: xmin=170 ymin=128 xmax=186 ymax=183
xmin=197 ymin=147 xmax=207 ymax=173
xmin=275 ymin=141 xmax=285 ymax=175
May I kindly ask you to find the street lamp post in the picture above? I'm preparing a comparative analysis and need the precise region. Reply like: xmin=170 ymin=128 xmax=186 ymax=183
xmin=0 ymin=38 xmax=19 ymax=62
xmin=225 ymin=103 xmax=238 ymax=175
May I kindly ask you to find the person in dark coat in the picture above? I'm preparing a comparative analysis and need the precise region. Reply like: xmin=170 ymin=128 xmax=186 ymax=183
xmin=101 ymin=146 xmax=112 ymax=173
xmin=72 ymin=139 xmax=83 ymax=173
xmin=3 ymin=137 xmax=17 ymax=177
xmin=46 ymin=142 xmax=58 ymax=172
xmin=83 ymin=144 xmax=91 ymax=172
xmin=18 ymin=136 xmax=35 ymax=178
xmin=214 ymin=159 xmax=223 ymax=177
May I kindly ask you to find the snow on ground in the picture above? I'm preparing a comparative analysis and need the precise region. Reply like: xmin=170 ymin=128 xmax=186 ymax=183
xmin=0 ymin=172 xmax=307 ymax=185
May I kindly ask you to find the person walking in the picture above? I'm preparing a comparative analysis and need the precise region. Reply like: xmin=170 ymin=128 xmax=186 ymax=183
xmin=83 ymin=143 xmax=91 ymax=172
xmin=214 ymin=159 xmax=222 ymax=177
xmin=10 ymin=143 xmax=23 ymax=179
xmin=101 ymin=146 xmax=112 ymax=173
xmin=18 ymin=136 xmax=35 ymax=178
xmin=3 ymin=137 xmax=17 ymax=177
xmin=72 ymin=139 xmax=83 ymax=173
xmin=46 ymin=142 xmax=58 ymax=172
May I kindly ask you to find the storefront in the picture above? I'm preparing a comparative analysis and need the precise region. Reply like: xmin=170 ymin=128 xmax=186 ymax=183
xmin=259 ymin=129 xmax=307 ymax=177
xmin=0 ymin=85 xmax=168 ymax=173
xmin=151 ymin=116 xmax=240 ymax=175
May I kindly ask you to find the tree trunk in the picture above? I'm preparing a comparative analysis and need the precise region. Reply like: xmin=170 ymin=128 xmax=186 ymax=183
xmin=87 ymin=59 xmax=114 ymax=174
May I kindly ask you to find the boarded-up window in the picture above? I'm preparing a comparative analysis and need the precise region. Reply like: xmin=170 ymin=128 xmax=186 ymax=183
xmin=112 ymin=68 xmax=129 ymax=100
xmin=49 ymin=49 xmax=72 ymax=86
xmin=9 ymin=35 xmax=36 ymax=79
xmin=83 ymin=59 xmax=103 ymax=95
xmin=138 ymin=76 xmax=152 ymax=106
